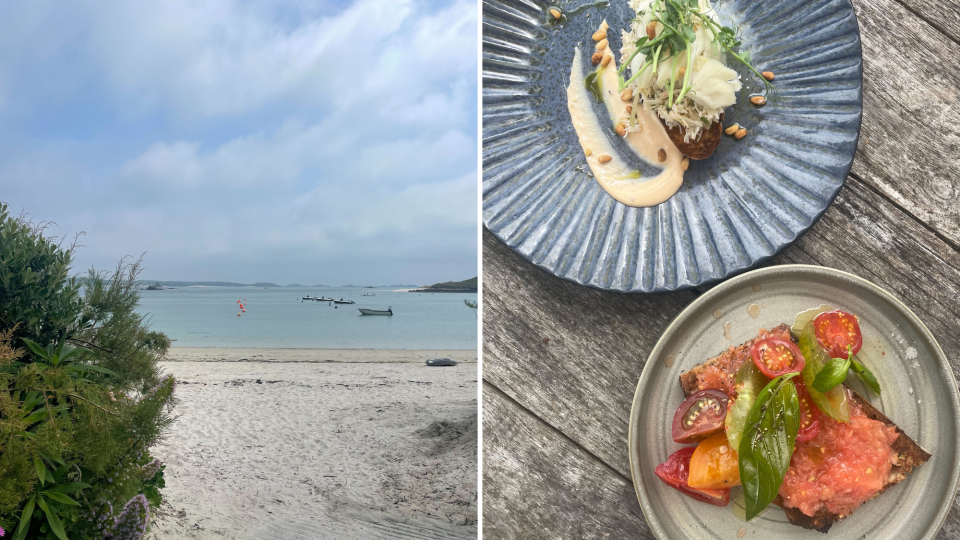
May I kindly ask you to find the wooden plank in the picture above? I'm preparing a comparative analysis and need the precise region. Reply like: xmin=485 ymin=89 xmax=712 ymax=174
xmin=482 ymin=229 xmax=697 ymax=476
xmin=482 ymin=383 xmax=652 ymax=540
xmin=888 ymin=0 xmax=960 ymax=45
xmin=850 ymin=0 xmax=960 ymax=248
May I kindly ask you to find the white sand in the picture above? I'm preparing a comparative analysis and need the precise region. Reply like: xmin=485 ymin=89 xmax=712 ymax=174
xmin=149 ymin=349 xmax=477 ymax=539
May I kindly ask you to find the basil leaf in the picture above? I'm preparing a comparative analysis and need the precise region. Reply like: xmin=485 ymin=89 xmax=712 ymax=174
xmin=851 ymin=358 xmax=881 ymax=395
xmin=812 ymin=357 xmax=851 ymax=393
xmin=738 ymin=373 xmax=800 ymax=522
xmin=798 ymin=320 xmax=850 ymax=422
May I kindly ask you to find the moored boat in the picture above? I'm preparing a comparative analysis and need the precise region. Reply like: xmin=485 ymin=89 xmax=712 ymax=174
xmin=334 ymin=298 xmax=355 ymax=304
xmin=359 ymin=307 xmax=393 ymax=315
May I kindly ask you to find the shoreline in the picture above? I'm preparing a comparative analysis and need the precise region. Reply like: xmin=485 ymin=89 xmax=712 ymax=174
xmin=164 ymin=347 xmax=477 ymax=363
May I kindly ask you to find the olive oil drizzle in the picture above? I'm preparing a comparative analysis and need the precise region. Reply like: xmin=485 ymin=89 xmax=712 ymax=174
xmin=584 ymin=66 xmax=605 ymax=103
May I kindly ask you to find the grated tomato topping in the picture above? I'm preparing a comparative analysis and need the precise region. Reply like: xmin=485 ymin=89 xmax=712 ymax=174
xmin=779 ymin=395 xmax=899 ymax=517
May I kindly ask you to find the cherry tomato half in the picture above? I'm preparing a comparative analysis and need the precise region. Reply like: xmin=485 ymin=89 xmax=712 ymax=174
xmin=750 ymin=338 xmax=805 ymax=378
xmin=671 ymin=389 xmax=729 ymax=444
xmin=654 ymin=447 xmax=731 ymax=507
xmin=687 ymin=433 xmax=741 ymax=489
xmin=794 ymin=379 xmax=821 ymax=443
xmin=813 ymin=310 xmax=863 ymax=359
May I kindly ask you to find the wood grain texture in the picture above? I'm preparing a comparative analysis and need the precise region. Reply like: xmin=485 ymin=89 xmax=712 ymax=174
xmin=891 ymin=0 xmax=960 ymax=45
xmin=482 ymin=383 xmax=652 ymax=540
xmin=482 ymin=229 xmax=696 ymax=476
xmin=851 ymin=0 xmax=960 ymax=248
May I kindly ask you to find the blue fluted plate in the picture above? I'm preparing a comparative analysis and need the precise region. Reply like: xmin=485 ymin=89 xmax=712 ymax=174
xmin=482 ymin=0 xmax=863 ymax=292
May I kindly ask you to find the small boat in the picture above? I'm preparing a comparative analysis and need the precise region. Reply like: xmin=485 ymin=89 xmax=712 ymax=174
xmin=426 ymin=358 xmax=456 ymax=366
xmin=302 ymin=296 xmax=317 ymax=300
xmin=317 ymin=297 xmax=334 ymax=302
xmin=361 ymin=293 xmax=375 ymax=296
xmin=359 ymin=307 xmax=393 ymax=315
xmin=334 ymin=298 xmax=355 ymax=304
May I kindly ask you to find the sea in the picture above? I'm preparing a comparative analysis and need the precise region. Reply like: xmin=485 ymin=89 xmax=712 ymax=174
xmin=135 ymin=286 xmax=478 ymax=350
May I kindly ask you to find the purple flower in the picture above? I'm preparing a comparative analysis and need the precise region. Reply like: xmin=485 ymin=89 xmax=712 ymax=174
xmin=142 ymin=458 xmax=162 ymax=480
xmin=1 ymin=525 xmax=5 ymax=537
xmin=105 ymin=495 xmax=150 ymax=540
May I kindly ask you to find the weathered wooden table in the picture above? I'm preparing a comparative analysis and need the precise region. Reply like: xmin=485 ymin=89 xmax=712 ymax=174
xmin=481 ymin=0 xmax=960 ymax=537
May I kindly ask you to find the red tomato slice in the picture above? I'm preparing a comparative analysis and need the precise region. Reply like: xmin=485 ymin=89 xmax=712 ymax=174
xmin=671 ymin=389 xmax=729 ymax=444
xmin=654 ymin=447 xmax=730 ymax=507
xmin=813 ymin=310 xmax=863 ymax=359
xmin=794 ymin=379 xmax=821 ymax=443
xmin=750 ymin=338 xmax=805 ymax=378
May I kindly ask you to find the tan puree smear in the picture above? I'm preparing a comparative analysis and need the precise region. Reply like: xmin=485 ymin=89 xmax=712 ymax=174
xmin=567 ymin=43 xmax=684 ymax=207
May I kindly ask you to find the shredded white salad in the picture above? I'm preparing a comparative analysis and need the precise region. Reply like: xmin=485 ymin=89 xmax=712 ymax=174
xmin=619 ymin=0 xmax=742 ymax=142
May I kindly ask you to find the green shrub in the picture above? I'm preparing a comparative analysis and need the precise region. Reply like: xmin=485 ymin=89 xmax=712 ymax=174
xmin=0 ymin=203 xmax=175 ymax=540
xmin=0 ymin=206 xmax=84 ymax=349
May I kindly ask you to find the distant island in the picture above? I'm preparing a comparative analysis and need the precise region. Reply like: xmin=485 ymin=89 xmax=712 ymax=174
xmin=138 ymin=280 xmax=281 ymax=288
xmin=338 ymin=284 xmax=420 ymax=288
xmin=135 ymin=280 xmax=465 ymax=290
xmin=410 ymin=277 xmax=478 ymax=293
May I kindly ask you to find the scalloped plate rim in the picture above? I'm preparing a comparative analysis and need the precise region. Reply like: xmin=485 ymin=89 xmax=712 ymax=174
xmin=481 ymin=0 xmax=864 ymax=294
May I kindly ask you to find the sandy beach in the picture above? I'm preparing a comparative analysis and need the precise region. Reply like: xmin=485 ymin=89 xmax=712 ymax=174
xmin=149 ymin=348 xmax=478 ymax=539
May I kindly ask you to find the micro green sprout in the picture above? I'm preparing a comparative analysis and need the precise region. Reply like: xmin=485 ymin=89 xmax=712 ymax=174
xmin=616 ymin=0 xmax=777 ymax=107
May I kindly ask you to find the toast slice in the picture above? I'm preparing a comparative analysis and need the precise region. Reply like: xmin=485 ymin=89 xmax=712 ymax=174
xmin=678 ymin=326 xmax=931 ymax=533
xmin=659 ymin=113 xmax=723 ymax=160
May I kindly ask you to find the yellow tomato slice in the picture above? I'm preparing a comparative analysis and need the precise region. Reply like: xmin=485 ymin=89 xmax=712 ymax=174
xmin=687 ymin=433 xmax=741 ymax=489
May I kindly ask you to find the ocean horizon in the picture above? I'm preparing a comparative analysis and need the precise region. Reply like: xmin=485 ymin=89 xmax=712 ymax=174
xmin=136 ymin=285 xmax=478 ymax=349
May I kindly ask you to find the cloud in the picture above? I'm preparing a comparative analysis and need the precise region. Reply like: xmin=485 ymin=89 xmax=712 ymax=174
xmin=0 ymin=0 xmax=476 ymax=120
xmin=0 ymin=0 xmax=478 ymax=285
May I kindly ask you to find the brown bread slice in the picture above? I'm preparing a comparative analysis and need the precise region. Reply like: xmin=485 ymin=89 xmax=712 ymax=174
xmin=678 ymin=327 xmax=931 ymax=534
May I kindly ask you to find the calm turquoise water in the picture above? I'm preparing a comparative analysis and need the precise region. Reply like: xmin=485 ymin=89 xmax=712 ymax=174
xmin=135 ymin=287 xmax=478 ymax=349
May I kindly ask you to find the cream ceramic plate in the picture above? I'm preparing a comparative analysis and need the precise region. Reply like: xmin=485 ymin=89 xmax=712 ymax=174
xmin=628 ymin=265 xmax=959 ymax=539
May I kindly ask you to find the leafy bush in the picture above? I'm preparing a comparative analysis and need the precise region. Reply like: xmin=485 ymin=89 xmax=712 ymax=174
xmin=0 ymin=203 xmax=175 ymax=539
xmin=0 ymin=207 xmax=84 ymax=350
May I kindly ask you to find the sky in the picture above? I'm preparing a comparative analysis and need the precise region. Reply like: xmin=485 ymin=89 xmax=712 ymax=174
xmin=0 ymin=0 xmax=478 ymax=286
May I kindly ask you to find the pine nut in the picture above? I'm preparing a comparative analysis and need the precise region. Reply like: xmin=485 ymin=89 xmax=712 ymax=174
xmin=678 ymin=66 xmax=686 ymax=78
xmin=762 ymin=71 xmax=775 ymax=81
xmin=598 ymin=155 xmax=612 ymax=164
xmin=591 ymin=51 xmax=603 ymax=65
xmin=549 ymin=8 xmax=561 ymax=19
xmin=625 ymin=105 xmax=633 ymax=113
xmin=646 ymin=22 xmax=657 ymax=40
xmin=750 ymin=95 xmax=767 ymax=106
xmin=681 ymin=157 xmax=690 ymax=171
xmin=585 ymin=148 xmax=592 ymax=157
xmin=734 ymin=128 xmax=747 ymax=140
xmin=620 ymin=88 xmax=634 ymax=102
xmin=596 ymin=38 xmax=608 ymax=50
xmin=601 ymin=54 xmax=612 ymax=67
xmin=724 ymin=124 xmax=740 ymax=136
xmin=592 ymin=29 xmax=607 ymax=41
xmin=658 ymin=148 xmax=667 ymax=162
xmin=615 ymin=123 xmax=626 ymax=137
